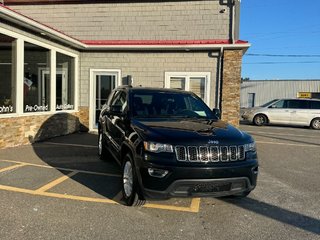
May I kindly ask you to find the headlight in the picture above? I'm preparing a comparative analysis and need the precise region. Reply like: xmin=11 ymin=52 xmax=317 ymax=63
xmin=143 ymin=141 xmax=173 ymax=153
xmin=244 ymin=142 xmax=256 ymax=152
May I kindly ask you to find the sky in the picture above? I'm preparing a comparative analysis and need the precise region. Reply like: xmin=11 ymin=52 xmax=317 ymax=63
xmin=240 ymin=0 xmax=320 ymax=80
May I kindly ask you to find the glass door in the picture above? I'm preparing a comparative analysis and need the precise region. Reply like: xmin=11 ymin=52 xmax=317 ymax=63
xmin=93 ymin=72 xmax=118 ymax=129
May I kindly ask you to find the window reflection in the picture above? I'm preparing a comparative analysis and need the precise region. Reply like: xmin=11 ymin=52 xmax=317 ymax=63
xmin=56 ymin=52 xmax=75 ymax=111
xmin=0 ymin=34 xmax=16 ymax=114
xmin=24 ymin=42 xmax=50 ymax=112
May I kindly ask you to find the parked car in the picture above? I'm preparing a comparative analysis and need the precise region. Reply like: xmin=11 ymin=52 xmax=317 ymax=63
xmin=98 ymin=86 xmax=258 ymax=206
xmin=242 ymin=98 xmax=320 ymax=129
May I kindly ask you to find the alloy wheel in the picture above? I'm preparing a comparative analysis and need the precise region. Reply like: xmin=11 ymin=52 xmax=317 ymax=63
xmin=312 ymin=119 xmax=320 ymax=129
xmin=98 ymin=133 xmax=103 ymax=156
xmin=123 ymin=161 xmax=133 ymax=197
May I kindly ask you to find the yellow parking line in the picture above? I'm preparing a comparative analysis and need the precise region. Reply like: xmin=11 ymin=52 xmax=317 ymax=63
xmin=189 ymin=198 xmax=201 ymax=213
xmin=144 ymin=198 xmax=201 ymax=213
xmin=0 ymin=183 xmax=200 ymax=212
xmin=0 ymin=159 xmax=201 ymax=213
xmin=0 ymin=181 xmax=201 ymax=212
xmin=0 ymin=184 xmax=117 ymax=204
xmin=0 ymin=159 xmax=121 ymax=177
xmin=35 ymin=171 xmax=78 ymax=193
xmin=0 ymin=163 xmax=26 ymax=173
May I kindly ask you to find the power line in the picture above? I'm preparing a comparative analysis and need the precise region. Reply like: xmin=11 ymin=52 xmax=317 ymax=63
xmin=243 ymin=61 xmax=320 ymax=65
xmin=245 ymin=53 xmax=320 ymax=57
xmin=243 ymin=24 xmax=320 ymax=37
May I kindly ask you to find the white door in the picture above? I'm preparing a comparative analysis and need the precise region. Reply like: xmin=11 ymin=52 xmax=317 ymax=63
xmin=287 ymin=100 xmax=310 ymax=125
xmin=267 ymin=99 xmax=291 ymax=124
xmin=90 ymin=70 xmax=121 ymax=130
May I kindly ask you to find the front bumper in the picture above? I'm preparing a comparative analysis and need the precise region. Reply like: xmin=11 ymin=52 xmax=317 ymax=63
xmin=242 ymin=112 xmax=255 ymax=123
xmin=137 ymin=160 xmax=258 ymax=199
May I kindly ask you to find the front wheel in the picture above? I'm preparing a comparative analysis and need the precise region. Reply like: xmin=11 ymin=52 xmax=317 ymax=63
xmin=311 ymin=118 xmax=320 ymax=130
xmin=98 ymin=132 xmax=108 ymax=160
xmin=122 ymin=153 xmax=145 ymax=206
xmin=253 ymin=114 xmax=267 ymax=126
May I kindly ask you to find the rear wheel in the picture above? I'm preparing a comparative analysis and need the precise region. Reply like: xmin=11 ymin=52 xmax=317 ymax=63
xmin=122 ymin=153 xmax=145 ymax=206
xmin=253 ymin=114 xmax=267 ymax=126
xmin=311 ymin=118 xmax=320 ymax=130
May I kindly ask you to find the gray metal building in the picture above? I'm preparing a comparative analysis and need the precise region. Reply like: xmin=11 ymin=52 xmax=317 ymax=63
xmin=241 ymin=80 xmax=320 ymax=108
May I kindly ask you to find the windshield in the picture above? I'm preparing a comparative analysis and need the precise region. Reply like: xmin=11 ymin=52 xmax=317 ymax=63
xmin=131 ymin=90 xmax=216 ymax=119
xmin=260 ymin=99 xmax=279 ymax=107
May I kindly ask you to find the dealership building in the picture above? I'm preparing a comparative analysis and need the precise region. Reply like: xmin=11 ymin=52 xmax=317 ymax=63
xmin=0 ymin=0 xmax=249 ymax=149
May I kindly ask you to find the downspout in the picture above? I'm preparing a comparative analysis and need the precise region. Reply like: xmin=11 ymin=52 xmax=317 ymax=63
xmin=231 ymin=0 xmax=236 ymax=44
xmin=217 ymin=47 xmax=224 ymax=110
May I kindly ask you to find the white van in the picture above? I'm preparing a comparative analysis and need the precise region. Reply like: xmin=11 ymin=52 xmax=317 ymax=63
xmin=242 ymin=98 xmax=320 ymax=129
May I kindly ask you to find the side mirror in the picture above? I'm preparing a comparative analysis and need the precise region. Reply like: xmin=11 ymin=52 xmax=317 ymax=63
xmin=109 ymin=105 xmax=123 ymax=116
xmin=212 ymin=108 xmax=221 ymax=119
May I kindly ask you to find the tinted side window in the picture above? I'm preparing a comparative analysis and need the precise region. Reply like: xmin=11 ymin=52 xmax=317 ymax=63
xmin=111 ymin=91 xmax=127 ymax=111
xmin=271 ymin=100 xmax=286 ymax=108
xmin=287 ymin=100 xmax=309 ymax=109
xmin=310 ymin=101 xmax=320 ymax=109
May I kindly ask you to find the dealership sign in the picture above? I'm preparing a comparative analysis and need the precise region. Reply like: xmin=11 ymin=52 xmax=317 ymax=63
xmin=0 ymin=105 xmax=14 ymax=114
xmin=25 ymin=105 xmax=49 ymax=112
xmin=56 ymin=104 xmax=74 ymax=110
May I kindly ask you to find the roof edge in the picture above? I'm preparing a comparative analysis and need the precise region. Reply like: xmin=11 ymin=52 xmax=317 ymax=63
xmin=81 ymin=39 xmax=249 ymax=46
xmin=0 ymin=4 xmax=250 ymax=51
xmin=0 ymin=4 xmax=86 ymax=48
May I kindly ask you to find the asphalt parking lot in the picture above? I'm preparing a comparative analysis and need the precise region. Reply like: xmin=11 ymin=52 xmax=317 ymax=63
xmin=0 ymin=124 xmax=319 ymax=240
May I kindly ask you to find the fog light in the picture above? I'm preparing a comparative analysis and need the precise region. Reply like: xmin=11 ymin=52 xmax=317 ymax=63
xmin=148 ymin=168 xmax=168 ymax=178
xmin=252 ymin=166 xmax=259 ymax=175
xmin=231 ymin=182 xmax=246 ymax=191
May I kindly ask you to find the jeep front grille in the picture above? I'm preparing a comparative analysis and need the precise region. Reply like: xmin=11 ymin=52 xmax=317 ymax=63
xmin=175 ymin=145 xmax=246 ymax=162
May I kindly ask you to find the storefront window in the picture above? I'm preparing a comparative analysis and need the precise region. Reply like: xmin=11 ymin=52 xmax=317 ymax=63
xmin=56 ymin=52 xmax=75 ymax=111
xmin=24 ymin=42 xmax=50 ymax=112
xmin=0 ymin=34 xmax=16 ymax=114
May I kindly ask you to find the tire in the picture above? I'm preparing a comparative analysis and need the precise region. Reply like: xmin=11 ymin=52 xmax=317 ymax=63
xmin=98 ymin=132 xmax=108 ymax=160
xmin=122 ymin=153 xmax=145 ymax=206
xmin=253 ymin=114 xmax=267 ymax=126
xmin=310 ymin=118 xmax=320 ymax=130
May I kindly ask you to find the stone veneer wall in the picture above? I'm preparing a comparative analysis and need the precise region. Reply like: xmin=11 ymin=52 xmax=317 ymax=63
xmin=0 ymin=107 xmax=89 ymax=149
xmin=221 ymin=50 xmax=242 ymax=127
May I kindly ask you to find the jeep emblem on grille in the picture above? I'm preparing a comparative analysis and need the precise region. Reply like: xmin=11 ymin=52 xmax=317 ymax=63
xmin=208 ymin=140 xmax=219 ymax=144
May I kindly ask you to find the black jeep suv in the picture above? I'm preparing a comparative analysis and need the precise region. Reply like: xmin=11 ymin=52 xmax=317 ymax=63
xmin=98 ymin=86 xmax=258 ymax=206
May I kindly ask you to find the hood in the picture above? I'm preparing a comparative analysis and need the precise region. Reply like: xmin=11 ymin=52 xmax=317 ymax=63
xmin=131 ymin=118 xmax=252 ymax=145
xmin=243 ymin=107 xmax=262 ymax=113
